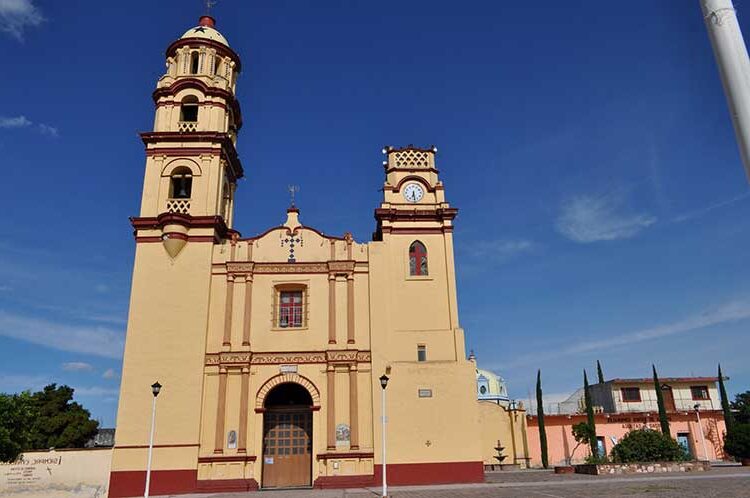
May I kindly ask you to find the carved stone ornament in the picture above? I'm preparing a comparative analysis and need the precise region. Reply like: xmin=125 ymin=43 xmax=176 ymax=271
xmin=206 ymin=350 xmax=371 ymax=366
xmin=254 ymin=262 xmax=328 ymax=274
xmin=227 ymin=262 xmax=255 ymax=274
xmin=327 ymin=261 xmax=355 ymax=273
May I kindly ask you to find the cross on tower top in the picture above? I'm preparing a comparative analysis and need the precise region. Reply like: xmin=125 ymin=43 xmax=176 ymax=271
xmin=288 ymin=185 xmax=300 ymax=208
xmin=205 ymin=0 xmax=217 ymax=15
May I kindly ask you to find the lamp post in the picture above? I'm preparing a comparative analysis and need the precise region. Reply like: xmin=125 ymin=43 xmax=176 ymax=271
xmin=693 ymin=403 xmax=709 ymax=462
xmin=508 ymin=400 xmax=518 ymax=465
xmin=379 ymin=374 xmax=389 ymax=498
xmin=144 ymin=381 xmax=162 ymax=498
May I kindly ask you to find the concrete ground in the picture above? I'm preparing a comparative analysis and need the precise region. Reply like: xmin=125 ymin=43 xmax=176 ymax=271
xmin=171 ymin=466 xmax=750 ymax=498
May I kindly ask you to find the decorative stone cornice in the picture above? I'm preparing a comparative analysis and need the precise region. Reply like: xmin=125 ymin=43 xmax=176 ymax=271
xmin=204 ymin=350 xmax=372 ymax=367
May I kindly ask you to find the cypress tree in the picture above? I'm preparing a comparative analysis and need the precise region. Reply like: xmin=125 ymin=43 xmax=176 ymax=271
xmin=583 ymin=370 xmax=598 ymax=458
xmin=718 ymin=364 xmax=733 ymax=433
xmin=596 ymin=360 xmax=605 ymax=384
xmin=536 ymin=369 xmax=549 ymax=469
xmin=652 ymin=365 xmax=670 ymax=435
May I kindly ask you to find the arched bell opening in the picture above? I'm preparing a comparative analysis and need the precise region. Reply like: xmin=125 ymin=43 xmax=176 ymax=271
xmin=261 ymin=382 xmax=313 ymax=489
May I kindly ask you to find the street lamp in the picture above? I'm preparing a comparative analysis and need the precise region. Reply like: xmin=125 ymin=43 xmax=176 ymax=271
xmin=379 ymin=374 xmax=389 ymax=498
xmin=144 ymin=381 xmax=162 ymax=498
xmin=693 ymin=403 xmax=709 ymax=462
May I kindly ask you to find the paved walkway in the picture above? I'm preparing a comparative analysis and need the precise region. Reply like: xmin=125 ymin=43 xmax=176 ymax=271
xmin=170 ymin=466 xmax=750 ymax=498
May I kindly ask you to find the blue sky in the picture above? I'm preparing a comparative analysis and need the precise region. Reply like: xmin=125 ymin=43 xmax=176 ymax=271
xmin=1 ymin=0 xmax=750 ymax=425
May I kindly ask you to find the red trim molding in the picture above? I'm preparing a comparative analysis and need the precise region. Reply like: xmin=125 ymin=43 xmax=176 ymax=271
xmin=130 ymin=213 xmax=233 ymax=243
xmin=152 ymin=78 xmax=242 ymax=130
xmin=140 ymin=131 xmax=243 ymax=181
xmin=114 ymin=443 xmax=198 ymax=450
xmin=197 ymin=454 xmax=257 ymax=463
xmin=374 ymin=207 xmax=458 ymax=223
xmin=316 ymin=451 xmax=374 ymax=460
xmin=373 ymin=461 xmax=484 ymax=485
xmin=165 ymin=39 xmax=242 ymax=73
xmin=109 ymin=470 xmax=259 ymax=497
xmin=313 ymin=474 xmax=375 ymax=489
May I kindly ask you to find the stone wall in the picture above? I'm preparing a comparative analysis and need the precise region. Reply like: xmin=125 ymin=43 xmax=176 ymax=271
xmin=575 ymin=461 xmax=710 ymax=475
xmin=0 ymin=448 xmax=112 ymax=498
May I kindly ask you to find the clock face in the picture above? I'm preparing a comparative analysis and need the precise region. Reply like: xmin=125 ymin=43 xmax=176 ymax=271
xmin=403 ymin=183 xmax=424 ymax=203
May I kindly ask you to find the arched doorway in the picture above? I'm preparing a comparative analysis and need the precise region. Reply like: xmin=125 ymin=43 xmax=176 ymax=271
xmin=261 ymin=382 xmax=313 ymax=488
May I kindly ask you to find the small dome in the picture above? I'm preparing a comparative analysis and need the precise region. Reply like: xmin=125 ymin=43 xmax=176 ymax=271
xmin=181 ymin=16 xmax=229 ymax=47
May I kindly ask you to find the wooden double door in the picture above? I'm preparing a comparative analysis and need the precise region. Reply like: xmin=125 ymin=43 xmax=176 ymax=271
xmin=262 ymin=408 xmax=312 ymax=488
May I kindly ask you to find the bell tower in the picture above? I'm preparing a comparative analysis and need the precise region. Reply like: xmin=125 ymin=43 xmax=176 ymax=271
xmin=111 ymin=16 xmax=246 ymax=495
xmin=135 ymin=15 xmax=244 ymax=257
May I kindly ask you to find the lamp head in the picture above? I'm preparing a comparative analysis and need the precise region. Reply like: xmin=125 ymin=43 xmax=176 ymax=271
xmin=379 ymin=374 xmax=389 ymax=390
xmin=152 ymin=381 xmax=162 ymax=397
xmin=693 ymin=403 xmax=700 ymax=411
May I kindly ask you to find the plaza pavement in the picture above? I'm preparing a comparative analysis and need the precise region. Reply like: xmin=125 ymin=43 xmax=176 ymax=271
xmin=164 ymin=466 xmax=750 ymax=498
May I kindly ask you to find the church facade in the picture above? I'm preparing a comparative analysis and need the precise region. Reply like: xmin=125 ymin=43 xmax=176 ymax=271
xmin=109 ymin=16 xmax=483 ymax=496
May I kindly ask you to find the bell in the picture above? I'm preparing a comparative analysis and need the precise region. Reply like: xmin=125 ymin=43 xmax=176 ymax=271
xmin=177 ymin=178 xmax=188 ymax=198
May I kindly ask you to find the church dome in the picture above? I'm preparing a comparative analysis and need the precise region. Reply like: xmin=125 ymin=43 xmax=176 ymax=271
xmin=181 ymin=16 xmax=229 ymax=47
xmin=476 ymin=367 xmax=510 ymax=402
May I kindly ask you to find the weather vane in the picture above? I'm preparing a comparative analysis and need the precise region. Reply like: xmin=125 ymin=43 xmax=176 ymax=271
xmin=288 ymin=185 xmax=300 ymax=208
xmin=205 ymin=0 xmax=217 ymax=15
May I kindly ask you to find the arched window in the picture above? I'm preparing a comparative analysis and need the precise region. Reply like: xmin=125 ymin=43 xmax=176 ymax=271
xmin=189 ymin=52 xmax=200 ymax=74
xmin=169 ymin=167 xmax=193 ymax=199
xmin=180 ymin=95 xmax=199 ymax=122
xmin=409 ymin=241 xmax=428 ymax=276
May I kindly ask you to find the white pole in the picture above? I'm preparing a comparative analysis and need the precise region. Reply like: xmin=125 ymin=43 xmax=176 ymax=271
xmin=144 ymin=394 xmax=157 ymax=498
xmin=701 ymin=0 xmax=750 ymax=181
xmin=695 ymin=409 xmax=709 ymax=461
xmin=381 ymin=386 xmax=387 ymax=498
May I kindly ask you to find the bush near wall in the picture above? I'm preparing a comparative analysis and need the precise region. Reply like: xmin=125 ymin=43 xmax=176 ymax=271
xmin=724 ymin=424 xmax=750 ymax=460
xmin=611 ymin=429 xmax=689 ymax=463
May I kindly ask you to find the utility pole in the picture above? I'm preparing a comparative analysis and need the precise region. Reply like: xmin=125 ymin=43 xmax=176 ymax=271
xmin=701 ymin=0 xmax=750 ymax=182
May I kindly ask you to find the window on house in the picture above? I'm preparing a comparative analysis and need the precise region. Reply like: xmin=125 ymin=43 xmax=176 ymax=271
xmin=170 ymin=168 xmax=193 ymax=199
xmin=279 ymin=290 xmax=303 ymax=328
xmin=691 ymin=386 xmax=709 ymax=400
xmin=409 ymin=241 xmax=428 ymax=276
xmin=621 ymin=387 xmax=641 ymax=402
xmin=190 ymin=52 xmax=200 ymax=74
xmin=417 ymin=345 xmax=427 ymax=362
xmin=180 ymin=96 xmax=199 ymax=122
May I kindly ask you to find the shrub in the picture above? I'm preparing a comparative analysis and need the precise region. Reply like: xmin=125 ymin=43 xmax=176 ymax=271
xmin=611 ymin=428 xmax=689 ymax=463
xmin=724 ymin=423 xmax=750 ymax=460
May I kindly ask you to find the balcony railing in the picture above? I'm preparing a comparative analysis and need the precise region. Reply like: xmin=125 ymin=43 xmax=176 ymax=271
xmin=166 ymin=198 xmax=191 ymax=214
xmin=178 ymin=121 xmax=197 ymax=132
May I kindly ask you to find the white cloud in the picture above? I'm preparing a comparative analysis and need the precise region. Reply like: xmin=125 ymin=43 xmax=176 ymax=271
xmin=503 ymin=297 xmax=750 ymax=369
xmin=672 ymin=192 xmax=750 ymax=223
xmin=0 ymin=115 xmax=32 ymax=128
xmin=465 ymin=238 xmax=535 ymax=264
xmin=556 ymin=191 xmax=656 ymax=243
xmin=0 ymin=0 xmax=44 ymax=40
xmin=37 ymin=123 xmax=58 ymax=137
xmin=62 ymin=361 xmax=94 ymax=372
xmin=0 ymin=310 xmax=124 ymax=359
xmin=0 ymin=115 xmax=58 ymax=137
xmin=102 ymin=368 xmax=118 ymax=379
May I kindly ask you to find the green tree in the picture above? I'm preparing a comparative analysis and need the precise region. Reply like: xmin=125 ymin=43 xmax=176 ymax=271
xmin=596 ymin=360 xmax=605 ymax=384
xmin=583 ymin=370 xmax=598 ymax=458
xmin=567 ymin=421 xmax=595 ymax=465
xmin=27 ymin=384 xmax=99 ymax=450
xmin=536 ymin=370 xmax=549 ymax=469
xmin=652 ymin=365 xmax=670 ymax=435
xmin=724 ymin=423 xmax=750 ymax=460
xmin=718 ymin=364 xmax=733 ymax=433
xmin=611 ymin=428 xmax=688 ymax=463
xmin=0 ymin=392 xmax=34 ymax=462
xmin=730 ymin=391 xmax=750 ymax=425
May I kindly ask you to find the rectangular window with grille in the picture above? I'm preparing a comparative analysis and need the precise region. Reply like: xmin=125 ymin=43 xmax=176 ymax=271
xmin=621 ymin=387 xmax=641 ymax=402
xmin=279 ymin=290 xmax=303 ymax=328
xmin=690 ymin=386 xmax=709 ymax=400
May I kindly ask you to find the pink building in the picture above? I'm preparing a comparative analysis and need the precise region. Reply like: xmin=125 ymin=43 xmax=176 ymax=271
xmin=526 ymin=376 xmax=728 ymax=467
